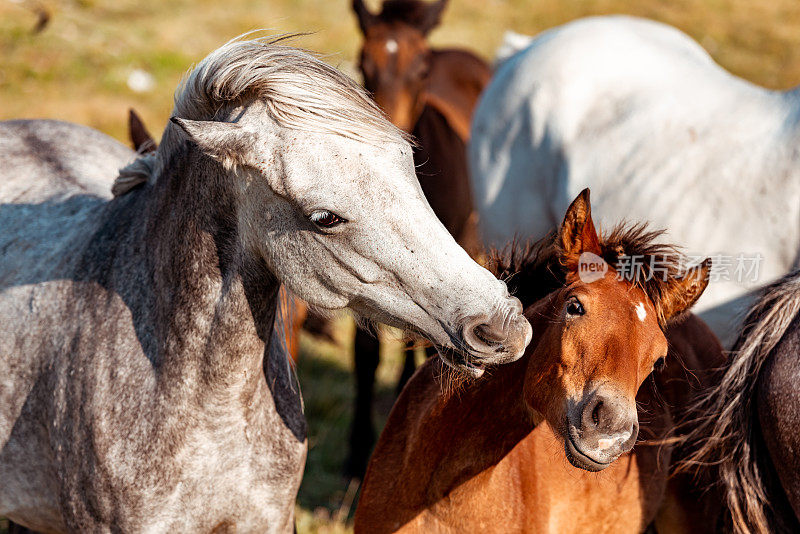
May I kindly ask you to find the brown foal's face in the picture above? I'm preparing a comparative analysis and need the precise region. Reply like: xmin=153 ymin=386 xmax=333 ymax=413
xmin=358 ymin=23 xmax=431 ymax=132
xmin=518 ymin=189 xmax=709 ymax=472
xmin=522 ymin=273 xmax=668 ymax=472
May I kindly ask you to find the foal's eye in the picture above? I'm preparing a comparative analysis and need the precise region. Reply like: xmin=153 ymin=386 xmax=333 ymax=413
xmin=566 ymin=298 xmax=585 ymax=317
xmin=653 ymin=357 xmax=666 ymax=372
xmin=308 ymin=210 xmax=346 ymax=229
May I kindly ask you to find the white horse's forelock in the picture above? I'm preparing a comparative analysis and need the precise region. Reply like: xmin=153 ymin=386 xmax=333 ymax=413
xmin=115 ymin=34 xmax=407 ymax=196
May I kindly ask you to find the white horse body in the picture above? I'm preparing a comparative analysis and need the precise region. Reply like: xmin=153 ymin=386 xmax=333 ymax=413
xmin=471 ymin=16 xmax=800 ymax=345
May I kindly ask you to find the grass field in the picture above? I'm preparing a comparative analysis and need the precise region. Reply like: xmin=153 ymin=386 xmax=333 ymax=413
xmin=3 ymin=0 xmax=800 ymax=141
xmin=3 ymin=0 xmax=800 ymax=532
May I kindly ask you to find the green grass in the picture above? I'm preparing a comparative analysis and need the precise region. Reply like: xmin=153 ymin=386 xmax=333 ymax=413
xmin=292 ymin=318 xmax=412 ymax=533
xmin=3 ymin=0 xmax=800 ymax=531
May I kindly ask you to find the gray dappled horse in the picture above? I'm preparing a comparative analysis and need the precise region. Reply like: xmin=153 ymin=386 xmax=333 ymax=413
xmin=0 ymin=37 xmax=530 ymax=532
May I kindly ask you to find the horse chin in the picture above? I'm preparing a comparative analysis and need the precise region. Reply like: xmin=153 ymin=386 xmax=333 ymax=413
xmin=436 ymin=348 xmax=486 ymax=378
xmin=461 ymin=361 xmax=485 ymax=379
xmin=564 ymin=434 xmax=614 ymax=473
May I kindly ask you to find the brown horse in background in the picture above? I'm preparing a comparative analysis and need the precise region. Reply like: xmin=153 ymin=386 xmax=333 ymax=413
xmin=348 ymin=0 xmax=491 ymax=477
xmin=126 ymin=109 xmax=308 ymax=362
xmin=355 ymin=190 xmax=725 ymax=533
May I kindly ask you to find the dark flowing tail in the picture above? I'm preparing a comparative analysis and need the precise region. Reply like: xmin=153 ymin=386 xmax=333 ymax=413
xmin=682 ymin=269 xmax=800 ymax=534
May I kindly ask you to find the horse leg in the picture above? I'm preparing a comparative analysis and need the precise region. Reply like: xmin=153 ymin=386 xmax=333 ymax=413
xmin=8 ymin=521 xmax=38 ymax=534
xmin=301 ymin=310 xmax=337 ymax=344
xmin=396 ymin=341 xmax=417 ymax=395
xmin=346 ymin=326 xmax=380 ymax=479
xmin=396 ymin=343 xmax=436 ymax=395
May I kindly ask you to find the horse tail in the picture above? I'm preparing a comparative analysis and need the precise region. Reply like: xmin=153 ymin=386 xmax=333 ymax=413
xmin=682 ymin=269 xmax=800 ymax=534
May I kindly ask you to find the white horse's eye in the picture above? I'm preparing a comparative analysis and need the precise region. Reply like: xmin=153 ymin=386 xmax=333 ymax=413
xmin=309 ymin=210 xmax=346 ymax=228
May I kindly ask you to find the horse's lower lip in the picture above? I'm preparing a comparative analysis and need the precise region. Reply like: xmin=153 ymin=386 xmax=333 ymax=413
xmin=435 ymin=347 xmax=485 ymax=378
xmin=462 ymin=359 xmax=485 ymax=378
xmin=565 ymin=433 xmax=613 ymax=472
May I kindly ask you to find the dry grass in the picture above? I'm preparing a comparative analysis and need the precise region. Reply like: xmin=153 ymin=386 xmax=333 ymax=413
xmin=3 ymin=0 xmax=800 ymax=143
xmin=2 ymin=0 xmax=800 ymax=532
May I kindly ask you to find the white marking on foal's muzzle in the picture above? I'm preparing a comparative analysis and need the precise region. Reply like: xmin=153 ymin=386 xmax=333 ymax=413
xmin=385 ymin=39 xmax=398 ymax=54
xmin=597 ymin=429 xmax=632 ymax=451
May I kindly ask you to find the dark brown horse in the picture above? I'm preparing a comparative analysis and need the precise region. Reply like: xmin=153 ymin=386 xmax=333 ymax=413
xmin=355 ymin=190 xmax=725 ymax=533
xmin=348 ymin=0 xmax=491 ymax=477
xmin=685 ymin=269 xmax=800 ymax=534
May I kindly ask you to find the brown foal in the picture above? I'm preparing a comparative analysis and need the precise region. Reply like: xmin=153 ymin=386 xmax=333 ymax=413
xmin=355 ymin=190 xmax=724 ymax=533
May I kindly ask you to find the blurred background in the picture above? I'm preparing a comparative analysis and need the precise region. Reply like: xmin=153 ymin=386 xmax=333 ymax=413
xmin=2 ymin=0 xmax=800 ymax=532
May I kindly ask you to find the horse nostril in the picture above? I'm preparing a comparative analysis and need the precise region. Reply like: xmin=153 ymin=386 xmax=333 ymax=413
xmin=569 ymin=389 xmax=639 ymax=467
xmin=461 ymin=302 xmax=530 ymax=362
xmin=581 ymin=396 xmax=605 ymax=430
xmin=591 ymin=400 xmax=603 ymax=427
xmin=463 ymin=316 xmax=506 ymax=353
xmin=474 ymin=324 xmax=499 ymax=346
xmin=582 ymin=395 xmax=616 ymax=433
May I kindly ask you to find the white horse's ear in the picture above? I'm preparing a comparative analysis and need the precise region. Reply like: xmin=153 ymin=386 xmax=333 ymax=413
xmin=170 ymin=117 xmax=256 ymax=168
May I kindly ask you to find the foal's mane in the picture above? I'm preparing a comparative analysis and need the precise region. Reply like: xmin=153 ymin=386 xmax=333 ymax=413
xmin=490 ymin=222 xmax=687 ymax=327
xmin=114 ymin=34 xmax=406 ymax=196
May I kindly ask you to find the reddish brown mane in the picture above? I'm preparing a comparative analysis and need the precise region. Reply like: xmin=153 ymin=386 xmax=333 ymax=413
xmin=490 ymin=222 xmax=693 ymax=326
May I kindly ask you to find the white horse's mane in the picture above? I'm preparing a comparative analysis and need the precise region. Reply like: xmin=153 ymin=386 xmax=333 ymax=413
xmin=115 ymin=34 xmax=406 ymax=196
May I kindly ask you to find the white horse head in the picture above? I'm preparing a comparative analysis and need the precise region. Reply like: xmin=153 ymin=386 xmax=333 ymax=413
xmin=121 ymin=36 xmax=531 ymax=375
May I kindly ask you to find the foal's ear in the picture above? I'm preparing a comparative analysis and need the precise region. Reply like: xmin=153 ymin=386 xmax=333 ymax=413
xmin=170 ymin=117 xmax=256 ymax=168
xmin=560 ymin=188 xmax=602 ymax=264
xmin=352 ymin=0 xmax=377 ymax=33
xmin=661 ymin=259 xmax=712 ymax=322
xmin=419 ymin=0 xmax=448 ymax=35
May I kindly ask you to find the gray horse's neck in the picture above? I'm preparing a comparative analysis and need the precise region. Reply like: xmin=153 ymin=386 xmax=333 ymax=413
xmin=116 ymin=143 xmax=280 ymax=399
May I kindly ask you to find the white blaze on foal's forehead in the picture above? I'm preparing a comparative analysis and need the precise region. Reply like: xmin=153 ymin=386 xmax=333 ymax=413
xmin=635 ymin=302 xmax=647 ymax=322
xmin=385 ymin=39 xmax=399 ymax=54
